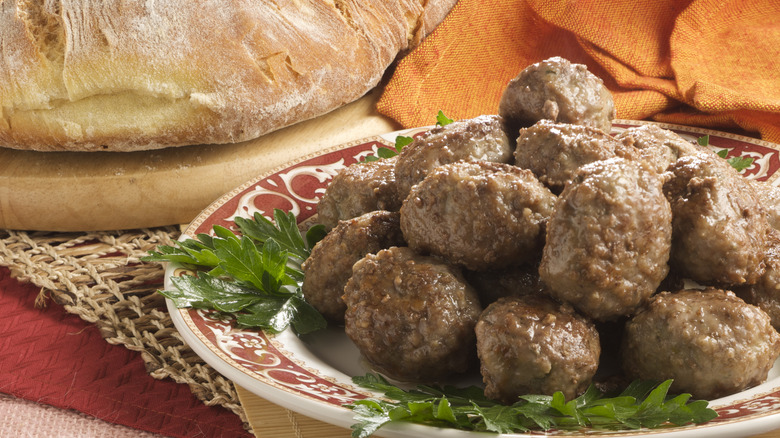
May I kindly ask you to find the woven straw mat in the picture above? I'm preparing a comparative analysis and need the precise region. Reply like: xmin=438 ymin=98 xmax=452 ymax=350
xmin=0 ymin=227 xmax=250 ymax=431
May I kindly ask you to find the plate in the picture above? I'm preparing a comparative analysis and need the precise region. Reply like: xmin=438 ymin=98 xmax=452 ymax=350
xmin=165 ymin=120 xmax=780 ymax=437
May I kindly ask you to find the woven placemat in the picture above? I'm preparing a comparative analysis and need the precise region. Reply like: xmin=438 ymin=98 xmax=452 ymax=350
xmin=0 ymin=228 xmax=249 ymax=432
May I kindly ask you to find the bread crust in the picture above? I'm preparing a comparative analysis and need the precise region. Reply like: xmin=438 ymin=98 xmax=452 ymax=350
xmin=0 ymin=0 xmax=453 ymax=152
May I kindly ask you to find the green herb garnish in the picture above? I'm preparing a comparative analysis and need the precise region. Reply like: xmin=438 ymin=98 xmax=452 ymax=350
xmin=717 ymin=150 xmax=755 ymax=172
xmin=698 ymin=135 xmax=755 ymax=172
xmin=362 ymin=135 xmax=413 ymax=162
xmin=143 ymin=209 xmax=327 ymax=334
xmin=728 ymin=156 xmax=754 ymax=172
xmin=363 ymin=111 xmax=454 ymax=162
xmin=436 ymin=109 xmax=454 ymax=126
xmin=347 ymin=374 xmax=717 ymax=438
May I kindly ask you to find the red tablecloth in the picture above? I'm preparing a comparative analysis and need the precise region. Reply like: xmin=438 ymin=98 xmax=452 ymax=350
xmin=0 ymin=266 xmax=250 ymax=438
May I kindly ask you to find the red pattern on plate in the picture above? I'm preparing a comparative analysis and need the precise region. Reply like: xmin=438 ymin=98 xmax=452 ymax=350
xmin=181 ymin=306 xmax=368 ymax=406
xmin=190 ymin=139 xmax=392 ymax=236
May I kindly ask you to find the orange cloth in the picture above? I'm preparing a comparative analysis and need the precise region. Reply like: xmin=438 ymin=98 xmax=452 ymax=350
xmin=377 ymin=0 xmax=780 ymax=143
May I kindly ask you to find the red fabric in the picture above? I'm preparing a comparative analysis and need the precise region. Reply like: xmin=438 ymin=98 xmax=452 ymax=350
xmin=0 ymin=266 xmax=250 ymax=438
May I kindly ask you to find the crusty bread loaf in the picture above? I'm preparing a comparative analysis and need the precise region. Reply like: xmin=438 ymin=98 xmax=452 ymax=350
xmin=0 ymin=0 xmax=456 ymax=152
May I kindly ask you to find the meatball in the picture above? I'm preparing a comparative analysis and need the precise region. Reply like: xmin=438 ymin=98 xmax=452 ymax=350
xmin=301 ymin=210 xmax=405 ymax=323
xmin=614 ymin=124 xmax=705 ymax=173
xmin=476 ymin=295 xmax=601 ymax=403
xmin=664 ymin=151 xmax=770 ymax=285
xmin=751 ymin=179 xmax=780 ymax=231
xmin=622 ymin=288 xmax=780 ymax=399
xmin=343 ymin=246 xmax=482 ymax=381
xmin=400 ymin=160 xmax=557 ymax=271
xmin=539 ymin=158 xmax=672 ymax=321
xmin=465 ymin=264 xmax=547 ymax=306
xmin=499 ymin=56 xmax=615 ymax=137
xmin=394 ymin=114 xmax=512 ymax=200
xmin=514 ymin=119 xmax=638 ymax=192
xmin=316 ymin=156 xmax=401 ymax=230
xmin=734 ymin=229 xmax=780 ymax=330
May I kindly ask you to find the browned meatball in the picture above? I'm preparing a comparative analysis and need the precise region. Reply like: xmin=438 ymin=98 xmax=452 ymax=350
xmin=664 ymin=151 xmax=770 ymax=285
xmin=499 ymin=56 xmax=615 ymax=137
xmin=343 ymin=246 xmax=482 ymax=381
xmin=301 ymin=211 xmax=405 ymax=323
xmin=476 ymin=295 xmax=601 ymax=403
xmin=751 ymin=179 xmax=780 ymax=231
xmin=514 ymin=119 xmax=638 ymax=192
xmin=394 ymin=115 xmax=512 ymax=200
xmin=614 ymin=124 xmax=705 ymax=173
xmin=622 ymin=288 xmax=780 ymax=400
xmin=465 ymin=264 xmax=547 ymax=306
xmin=734 ymin=229 xmax=780 ymax=330
xmin=539 ymin=158 xmax=672 ymax=321
xmin=400 ymin=160 xmax=557 ymax=271
xmin=316 ymin=156 xmax=401 ymax=230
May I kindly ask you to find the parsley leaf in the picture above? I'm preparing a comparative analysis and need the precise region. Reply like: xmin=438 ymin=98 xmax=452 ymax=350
xmin=716 ymin=149 xmax=754 ymax=172
xmin=346 ymin=373 xmax=717 ymax=438
xmin=394 ymin=135 xmax=414 ymax=151
xmin=142 ymin=233 xmax=223 ymax=274
xmin=726 ymin=155 xmax=754 ymax=172
xmin=143 ymin=209 xmax=327 ymax=334
xmin=436 ymin=110 xmax=454 ymax=126
xmin=165 ymin=274 xmax=265 ymax=312
xmin=362 ymin=110 xmax=453 ymax=162
xmin=697 ymin=135 xmax=755 ymax=172
xmin=362 ymin=135 xmax=413 ymax=162
xmin=235 ymin=210 xmax=321 ymax=266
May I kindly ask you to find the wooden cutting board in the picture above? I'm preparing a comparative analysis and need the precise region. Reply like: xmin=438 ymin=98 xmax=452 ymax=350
xmin=0 ymin=88 xmax=398 ymax=232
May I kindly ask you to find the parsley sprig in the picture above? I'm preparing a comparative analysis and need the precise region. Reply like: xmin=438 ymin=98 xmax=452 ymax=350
xmin=716 ymin=149 xmax=755 ymax=172
xmin=347 ymin=374 xmax=717 ymax=437
xmin=363 ymin=135 xmax=413 ymax=162
xmin=143 ymin=209 xmax=327 ymax=334
xmin=363 ymin=110 xmax=454 ymax=162
xmin=698 ymin=134 xmax=755 ymax=172
xmin=435 ymin=109 xmax=455 ymax=126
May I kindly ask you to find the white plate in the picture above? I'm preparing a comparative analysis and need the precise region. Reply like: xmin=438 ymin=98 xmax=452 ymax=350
xmin=165 ymin=120 xmax=780 ymax=437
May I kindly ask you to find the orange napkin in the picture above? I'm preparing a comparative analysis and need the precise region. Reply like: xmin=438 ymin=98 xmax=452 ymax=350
xmin=378 ymin=0 xmax=780 ymax=143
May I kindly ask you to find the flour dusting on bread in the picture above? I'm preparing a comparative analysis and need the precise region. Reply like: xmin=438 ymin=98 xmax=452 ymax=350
xmin=0 ymin=0 xmax=454 ymax=151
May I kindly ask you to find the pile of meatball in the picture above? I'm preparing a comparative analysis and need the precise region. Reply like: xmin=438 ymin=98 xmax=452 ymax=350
xmin=301 ymin=56 xmax=780 ymax=403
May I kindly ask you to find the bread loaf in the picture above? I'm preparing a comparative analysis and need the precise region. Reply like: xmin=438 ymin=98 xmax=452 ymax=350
xmin=0 ymin=0 xmax=455 ymax=152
